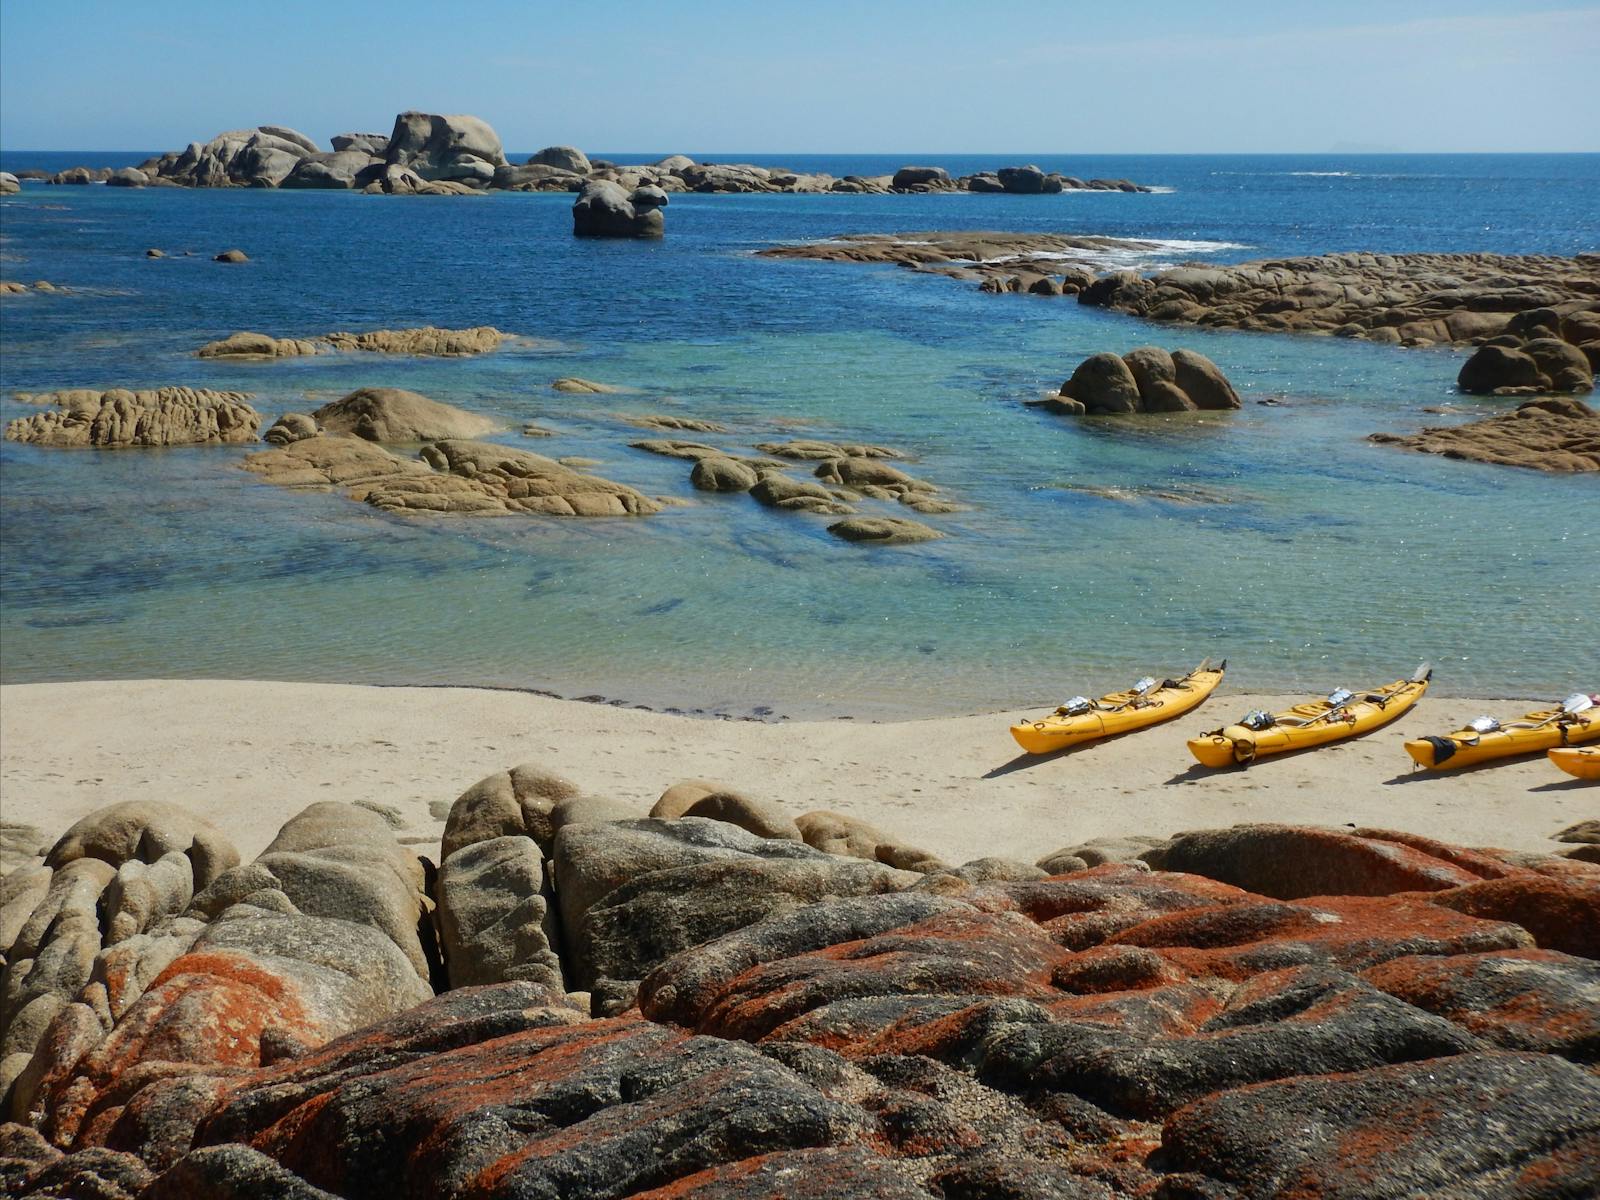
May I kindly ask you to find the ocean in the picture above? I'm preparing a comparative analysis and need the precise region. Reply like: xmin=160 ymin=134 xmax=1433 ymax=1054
xmin=1 ymin=152 xmax=1596 ymax=716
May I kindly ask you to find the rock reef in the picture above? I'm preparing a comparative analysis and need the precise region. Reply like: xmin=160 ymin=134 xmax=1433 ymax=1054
xmin=1076 ymin=250 xmax=1600 ymax=351
xmin=1370 ymin=397 xmax=1600 ymax=472
xmin=3 ymin=388 xmax=260 ymax=449
xmin=196 ymin=326 xmax=508 ymax=359
xmin=242 ymin=437 xmax=662 ymax=517
xmin=758 ymin=230 xmax=1165 ymax=293
xmin=2 ymin=777 xmax=1597 ymax=1199
xmin=762 ymin=238 xmax=1600 ymax=362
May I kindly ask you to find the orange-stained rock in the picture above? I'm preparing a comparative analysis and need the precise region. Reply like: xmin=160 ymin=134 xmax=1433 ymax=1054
xmin=1362 ymin=948 xmax=1600 ymax=1062
xmin=1141 ymin=823 xmax=1517 ymax=899
xmin=1428 ymin=874 xmax=1600 ymax=958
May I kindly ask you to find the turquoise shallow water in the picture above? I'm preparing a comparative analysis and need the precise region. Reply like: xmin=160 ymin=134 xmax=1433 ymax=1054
xmin=1 ymin=154 xmax=1596 ymax=716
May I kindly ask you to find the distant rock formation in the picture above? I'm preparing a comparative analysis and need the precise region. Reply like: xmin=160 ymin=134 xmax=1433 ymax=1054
xmin=36 ymin=122 xmax=1159 ymax=196
xmin=572 ymin=180 xmax=666 ymax=238
xmin=0 ymin=172 xmax=20 ymax=194
xmin=1370 ymin=397 xmax=1599 ymax=472
xmin=383 ymin=111 xmax=508 ymax=185
xmin=196 ymin=326 xmax=508 ymax=358
xmin=3 ymin=388 xmax=260 ymax=448
xmin=1040 ymin=348 xmax=1242 ymax=415
xmin=134 ymin=126 xmax=323 ymax=187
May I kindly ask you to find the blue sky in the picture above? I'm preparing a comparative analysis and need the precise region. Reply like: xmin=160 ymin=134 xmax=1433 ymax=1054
xmin=2 ymin=1 xmax=1597 ymax=152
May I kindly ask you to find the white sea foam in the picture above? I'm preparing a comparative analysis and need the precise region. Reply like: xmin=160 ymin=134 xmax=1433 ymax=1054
xmin=968 ymin=237 xmax=1250 ymax=271
xmin=1289 ymin=171 xmax=1353 ymax=177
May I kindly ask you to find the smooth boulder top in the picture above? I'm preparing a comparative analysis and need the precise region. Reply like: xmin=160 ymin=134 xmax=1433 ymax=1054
xmin=310 ymin=387 xmax=500 ymax=443
xmin=528 ymin=145 xmax=591 ymax=174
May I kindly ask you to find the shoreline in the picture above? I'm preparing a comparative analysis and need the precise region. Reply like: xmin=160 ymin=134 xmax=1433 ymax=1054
xmin=0 ymin=671 xmax=1571 ymax=725
xmin=3 ymin=679 xmax=1586 ymax=868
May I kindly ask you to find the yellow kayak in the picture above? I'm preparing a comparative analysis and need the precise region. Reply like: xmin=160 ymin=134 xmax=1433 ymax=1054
xmin=1188 ymin=666 xmax=1430 ymax=768
xmin=1010 ymin=660 xmax=1225 ymax=755
xmin=1405 ymin=694 xmax=1599 ymax=770
xmin=1550 ymin=746 xmax=1600 ymax=781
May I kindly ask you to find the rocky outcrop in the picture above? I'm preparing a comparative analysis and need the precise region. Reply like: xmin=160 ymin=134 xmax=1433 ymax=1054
xmin=1370 ymin=396 xmax=1600 ymax=472
xmin=212 ymin=249 xmax=249 ymax=263
xmin=331 ymin=132 xmax=389 ymax=155
xmin=309 ymin=388 xmax=499 ymax=442
xmin=3 ymin=388 xmax=260 ymax=448
xmin=553 ymin=817 xmax=917 ymax=992
xmin=749 ymin=472 xmax=852 ymax=515
xmin=1077 ymin=250 xmax=1600 ymax=347
xmin=134 ymin=127 xmax=322 ymax=187
xmin=572 ymin=180 xmax=666 ymax=238
xmin=279 ymin=151 xmax=384 ymax=191
xmin=1458 ymin=335 xmax=1594 ymax=394
xmin=4 ymin=788 xmax=1599 ymax=1198
xmin=1045 ymin=347 xmax=1241 ymax=416
xmin=196 ymin=326 xmax=508 ymax=358
xmin=0 ymin=172 xmax=20 ymax=195
xmin=242 ymin=437 xmax=663 ymax=517
xmin=382 ymin=112 xmax=507 ymax=185
xmin=105 ymin=168 xmax=147 ymax=188
xmin=758 ymin=230 xmax=1166 ymax=293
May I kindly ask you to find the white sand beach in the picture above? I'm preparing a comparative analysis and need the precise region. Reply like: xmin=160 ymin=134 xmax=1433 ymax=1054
xmin=2 ymin=679 xmax=1588 ymax=863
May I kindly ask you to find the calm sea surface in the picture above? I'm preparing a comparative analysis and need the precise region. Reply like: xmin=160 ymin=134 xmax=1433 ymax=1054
xmin=1 ymin=153 xmax=1596 ymax=715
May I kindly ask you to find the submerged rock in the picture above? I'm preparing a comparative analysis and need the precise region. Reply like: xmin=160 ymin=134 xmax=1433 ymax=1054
xmin=3 ymin=388 xmax=260 ymax=448
xmin=551 ymin=377 xmax=624 ymax=394
xmin=827 ymin=516 xmax=944 ymax=544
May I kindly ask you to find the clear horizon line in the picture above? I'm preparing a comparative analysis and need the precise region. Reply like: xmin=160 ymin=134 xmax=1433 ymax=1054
xmin=4 ymin=147 xmax=1599 ymax=157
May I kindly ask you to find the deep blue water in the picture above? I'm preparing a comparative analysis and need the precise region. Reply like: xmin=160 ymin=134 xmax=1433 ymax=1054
xmin=1 ymin=153 xmax=1596 ymax=715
